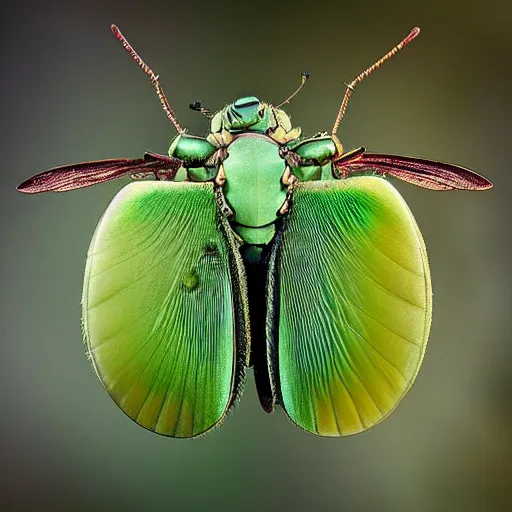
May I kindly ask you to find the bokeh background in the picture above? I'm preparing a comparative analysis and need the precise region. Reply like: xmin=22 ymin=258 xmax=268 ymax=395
xmin=2 ymin=0 xmax=511 ymax=510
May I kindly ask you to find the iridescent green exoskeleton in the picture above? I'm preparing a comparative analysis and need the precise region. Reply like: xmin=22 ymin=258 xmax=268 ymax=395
xmin=18 ymin=25 xmax=493 ymax=437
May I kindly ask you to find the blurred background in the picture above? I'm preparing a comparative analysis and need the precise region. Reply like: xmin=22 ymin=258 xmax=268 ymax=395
xmin=2 ymin=0 xmax=511 ymax=510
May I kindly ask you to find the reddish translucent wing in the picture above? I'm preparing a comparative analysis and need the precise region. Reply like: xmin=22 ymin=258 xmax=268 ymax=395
xmin=17 ymin=153 xmax=181 ymax=194
xmin=335 ymin=151 xmax=493 ymax=191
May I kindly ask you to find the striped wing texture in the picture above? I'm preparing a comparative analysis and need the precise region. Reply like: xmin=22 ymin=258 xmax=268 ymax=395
xmin=269 ymin=177 xmax=431 ymax=436
xmin=83 ymin=182 xmax=249 ymax=437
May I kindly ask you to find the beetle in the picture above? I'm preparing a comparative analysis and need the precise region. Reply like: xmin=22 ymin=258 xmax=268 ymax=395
xmin=18 ymin=25 xmax=493 ymax=438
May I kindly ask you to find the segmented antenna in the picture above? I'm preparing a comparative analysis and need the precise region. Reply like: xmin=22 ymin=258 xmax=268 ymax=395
xmin=111 ymin=24 xmax=184 ymax=134
xmin=332 ymin=27 xmax=420 ymax=135
xmin=276 ymin=71 xmax=311 ymax=108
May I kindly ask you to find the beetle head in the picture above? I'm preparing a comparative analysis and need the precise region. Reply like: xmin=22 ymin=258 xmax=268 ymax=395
xmin=211 ymin=96 xmax=280 ymax=133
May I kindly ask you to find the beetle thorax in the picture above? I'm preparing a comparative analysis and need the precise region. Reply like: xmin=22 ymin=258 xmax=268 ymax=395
xmin=221 ymin=133 xmax=288 ymax=249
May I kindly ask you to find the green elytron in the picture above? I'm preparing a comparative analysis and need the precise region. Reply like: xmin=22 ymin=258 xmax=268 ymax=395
xmin=18 ymin=26 xmax=493 ymax=437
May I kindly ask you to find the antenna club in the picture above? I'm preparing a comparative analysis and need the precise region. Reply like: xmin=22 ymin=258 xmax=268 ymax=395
xmin=275 ymin=72 xmax=311 ymax=108
xmin=111 ymin=24 xmax=121 ymax=38
xmin=404 ymin=27 xmax=421 ymax=45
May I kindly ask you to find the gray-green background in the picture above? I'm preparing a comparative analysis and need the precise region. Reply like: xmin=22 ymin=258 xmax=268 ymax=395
xmin=2 ymin=0 xmax=511 ymax=510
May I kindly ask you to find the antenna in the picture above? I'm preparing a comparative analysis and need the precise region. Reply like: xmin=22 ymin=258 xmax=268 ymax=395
xmin=111 ymin=24 xmax=184 ymax=134
xmin=276 ymin=71 xmax=311 ymax=108
xmin=189 ymin=100 xmax=213 ymax=118
xmin=332 ymin=27 xmax=420 ymax=135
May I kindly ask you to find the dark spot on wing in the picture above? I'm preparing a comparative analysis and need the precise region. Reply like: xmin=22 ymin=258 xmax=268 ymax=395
xmin=203 ymin=241 xmax=219 ymax=257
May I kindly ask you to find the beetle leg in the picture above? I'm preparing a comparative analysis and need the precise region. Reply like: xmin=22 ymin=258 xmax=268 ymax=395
xmin=154 ymin=169 xmax=176 ymax=181
xmin=279 ymin=200 xmax=290 ymax=216
xmin=131 ymin=172 xmax=152 ymax=180
xmin=333 ymin=165 xmax=350 ymax=179
xmin=220 ymin=128 xmax=234 ymax=146
xmin=282 ymin=166 xmax=298 ymax=187
xmin=217 ymin=148 xmax=229 ymax=164
xmin=215 ymin=164 xmax=227 ymax=186
xmin=214 ymin=185 xmax=233 ymax=218
xmin=206 ymin=132 xmax=224 ymax=148
xmin=279 ymin=146 xmax=306 ymax=168
xmin=279 ymin=166 xmax=298 ymax=215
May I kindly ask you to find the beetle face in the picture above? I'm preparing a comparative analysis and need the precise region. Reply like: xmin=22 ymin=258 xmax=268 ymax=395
xmin=225 ymin=97 xmax=262 ymax=129
xmin=218 ymin=96 xmax=275 ymax=133
xmin=208 ymin=97 xmax=296 ymax=138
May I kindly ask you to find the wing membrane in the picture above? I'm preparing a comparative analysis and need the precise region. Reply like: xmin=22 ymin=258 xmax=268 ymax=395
xmin=269 ymin=177 xmax=431 ymax=436
xmin=335 ymin=152 xmax=493 ymax=190
xmin=17 ymin=153 xmax=181 ymax=193
xmin=83 ymin=182 xmax=249 ymax=437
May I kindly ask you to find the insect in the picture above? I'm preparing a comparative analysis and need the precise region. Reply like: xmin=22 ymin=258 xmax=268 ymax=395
xmin=18 ymin=25 xmax=493 ymax=438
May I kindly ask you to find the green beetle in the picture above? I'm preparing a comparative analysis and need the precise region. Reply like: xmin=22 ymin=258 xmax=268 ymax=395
xmin=18 ymin=25 xmax=493 ymax=437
